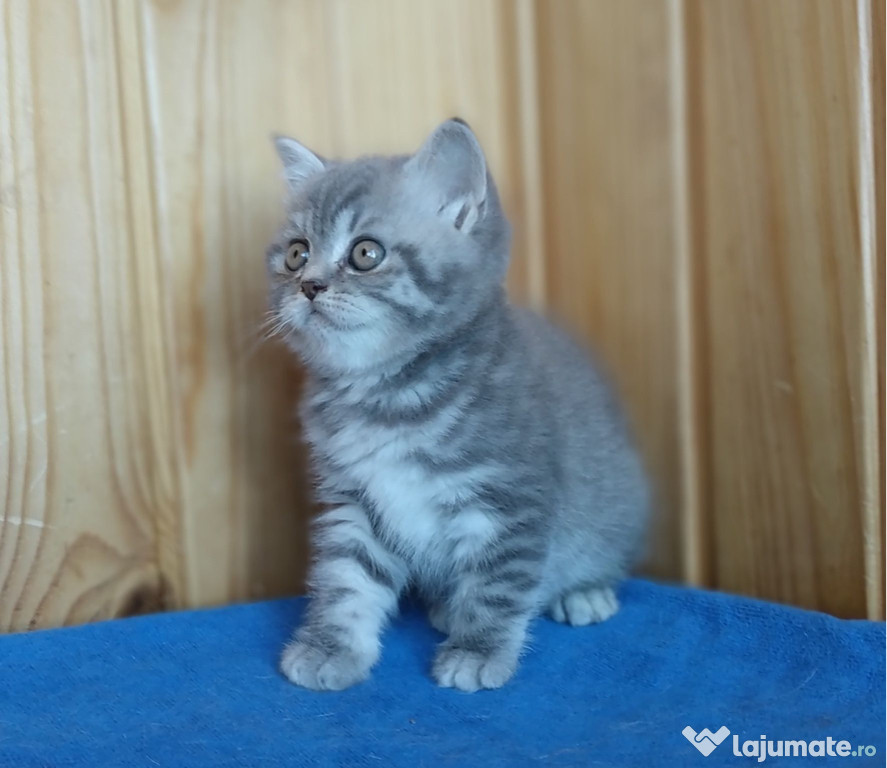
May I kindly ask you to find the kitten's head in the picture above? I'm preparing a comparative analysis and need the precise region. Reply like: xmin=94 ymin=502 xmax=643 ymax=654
xmin=266 ymin=119 xmax=510 ymax=375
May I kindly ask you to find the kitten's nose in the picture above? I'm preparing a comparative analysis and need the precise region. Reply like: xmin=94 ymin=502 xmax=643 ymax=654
xmin=301 ymin=280 xmax=327 ymax=301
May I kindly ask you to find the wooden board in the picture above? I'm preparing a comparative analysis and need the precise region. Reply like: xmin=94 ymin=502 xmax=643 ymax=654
xmin=869 ymin=0 xmax=886 ymax=620
xmin=0 ymin=0 xmax=168 ymax=631
xmin=535 ymin=0 xmax=683 ymax=580
xmin=685 ymin=0 xmax=880 ymax=618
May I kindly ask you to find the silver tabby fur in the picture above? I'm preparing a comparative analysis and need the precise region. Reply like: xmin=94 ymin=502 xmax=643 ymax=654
xmin=266 ymin=119 xmax=649 ymax=692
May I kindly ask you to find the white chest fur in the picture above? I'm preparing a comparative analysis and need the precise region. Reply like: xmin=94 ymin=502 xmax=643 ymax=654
xmin=317 ymin=417 xmax=500 ymax=569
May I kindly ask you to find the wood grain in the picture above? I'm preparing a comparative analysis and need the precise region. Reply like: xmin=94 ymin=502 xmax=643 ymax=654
xmin=871 ymin=0 xmax=886 ymax=620
xmin=0 ymin=0 xmax=539 ymax=629
xmin=686 ymin=0 xmax=879 ymax=617
xmin=2 ymin=0 xmax=881 ymax=630
xmin=0 ymin=0 xmax=167 ymax=631
xmin=535 ymin=0 xmax=683 ymax=580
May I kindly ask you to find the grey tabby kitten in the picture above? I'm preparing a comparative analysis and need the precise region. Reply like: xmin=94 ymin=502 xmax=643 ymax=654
xmin=266 ymin=119 xmax=648 ymax=693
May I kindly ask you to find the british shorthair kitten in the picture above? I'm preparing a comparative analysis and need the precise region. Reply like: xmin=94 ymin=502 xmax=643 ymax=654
xmin=265 ymin=119 xmax=649 ymax=692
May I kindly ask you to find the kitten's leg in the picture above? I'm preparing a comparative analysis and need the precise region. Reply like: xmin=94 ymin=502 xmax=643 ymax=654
xmin=548 ymin=585 xmax=619 ymax=626
xmin=432 ymin=543 xmax=543 ymax=693
xmin=281 ymin=505 xmax=408 ymax=691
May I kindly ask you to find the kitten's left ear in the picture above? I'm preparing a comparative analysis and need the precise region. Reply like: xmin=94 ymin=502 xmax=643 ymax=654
xmin=272 ymin=134 xmax=325 ymax=192
xmin=406 ymin=118 xmax=488 ymax=232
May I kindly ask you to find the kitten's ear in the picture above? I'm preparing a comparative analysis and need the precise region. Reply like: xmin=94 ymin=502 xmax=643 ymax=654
xmin=407 ymin=118 xmax=487 ymax=232
xmin=272 ymin=134 xmax=325 ymax=192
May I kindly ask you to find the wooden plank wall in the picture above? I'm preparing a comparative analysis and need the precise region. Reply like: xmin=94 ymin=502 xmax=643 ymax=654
xmin=1 ymin=0 xmax=883 ymax=631
xmin=535 ymin=0 xmax=682 ymax=582
xmin=685 ymin=0 xmax=880 ymax=618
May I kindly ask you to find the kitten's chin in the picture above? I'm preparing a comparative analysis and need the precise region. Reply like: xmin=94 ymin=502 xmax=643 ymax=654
xmin=289 ymin=322 xmax=404 ymax=378
xmin=278 ymin=298 xmax=411 ymax=376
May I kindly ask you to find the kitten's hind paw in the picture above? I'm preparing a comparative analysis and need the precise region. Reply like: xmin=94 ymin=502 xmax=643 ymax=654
xmin=549 ymin=585 xmax=619 ymax=626
xmin=427 ymin=604 xmax=451 ymax=634
xmin=280 ymin=641 xmax=371 ymax=691
xmin=432 ymin=643 xmax=517 ymax=692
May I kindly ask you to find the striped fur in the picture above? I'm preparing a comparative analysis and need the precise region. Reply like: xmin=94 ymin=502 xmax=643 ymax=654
xmin=268 ymin=120 xmax=649 ymax=692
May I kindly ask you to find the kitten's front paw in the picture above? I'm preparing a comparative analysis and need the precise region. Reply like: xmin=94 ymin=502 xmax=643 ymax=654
xmin=432 ymin=643 xmax=517 ymax=692
xmin=280 ymin=641 xmax=371 ymax=691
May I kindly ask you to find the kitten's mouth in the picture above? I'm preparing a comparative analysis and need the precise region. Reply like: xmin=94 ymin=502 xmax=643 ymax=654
xmin=307 ymin=302 xmax=333 ymax=321
xmin=303 ymin=296 xmax=368 ymax=332
xmin=300 ymin=297 xmax=327 ymax=319
xmin=307 ymin=303 xmax=353 ymax=331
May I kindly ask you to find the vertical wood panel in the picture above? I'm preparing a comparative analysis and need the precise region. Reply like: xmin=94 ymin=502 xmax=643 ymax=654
xmin=669 ymin=0 xmax=709 ymax=587
xmin=136 ymin=0 xmax=533 ymax=609
xmin=2 ymin=0 xmax=880 ymax=630
xmin=867 ymin=0 xmax=885 ymax=619
xmin=1 ymin=0 xmax=537 ymax=629
xmin=535 ymin=0 xmax=683 ymax=580
xmin=0 ymin=0 xmax=167 ymax=631
xmin=137 ymin=0 xmax=314 ymax=609
xmin=687 ymin=0 xmax=876 ymax=617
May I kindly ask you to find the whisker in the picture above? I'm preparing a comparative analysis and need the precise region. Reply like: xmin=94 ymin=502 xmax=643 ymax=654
xmin=238 ymin=311 xmax=290 ymax=363
xmin=323 ymin=296 xmax=376 ymax=322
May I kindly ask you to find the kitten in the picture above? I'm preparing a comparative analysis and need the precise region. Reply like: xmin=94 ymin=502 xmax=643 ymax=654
xmin=266 ymin=119 xmax=649 ymax=692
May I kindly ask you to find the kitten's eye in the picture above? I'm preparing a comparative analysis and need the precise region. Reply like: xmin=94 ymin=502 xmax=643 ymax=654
xmin=349 ymin=239 xmax=386 ymax=272
xmin=285 ymin=239 xmax=310 ymax=271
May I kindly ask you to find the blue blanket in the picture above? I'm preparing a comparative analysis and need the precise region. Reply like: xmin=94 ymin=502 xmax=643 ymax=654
xmin=1 ymin=580 xmax=883 ymax=767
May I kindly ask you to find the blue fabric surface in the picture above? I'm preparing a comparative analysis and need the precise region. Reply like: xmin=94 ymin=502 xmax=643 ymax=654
xmin=1 ymin=580 xmax=883 ymax=767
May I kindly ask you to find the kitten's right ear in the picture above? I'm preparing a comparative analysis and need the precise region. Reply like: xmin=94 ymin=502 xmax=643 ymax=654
xmin=272 ymin=134 xmax=325 ymax=192
xmin=406 ymin=118 xmax=488 ymax=232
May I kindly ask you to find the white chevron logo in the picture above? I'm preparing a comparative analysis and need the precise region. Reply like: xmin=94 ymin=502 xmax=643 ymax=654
xmin=683 ymin=726 xmax=731 ymax=756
